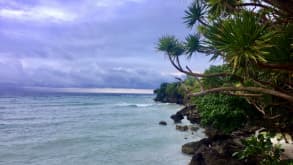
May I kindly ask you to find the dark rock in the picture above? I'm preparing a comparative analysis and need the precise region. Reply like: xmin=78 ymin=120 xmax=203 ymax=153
xmin=186 ymin=111 xmax=201 ymax=124
xmin=201 ymin=150 xmax=244 ymax=165
xmin=180 ymin=105 xmax=201 ymax=124
xmin=212 ymin=138 xmax=242 ymax=155
xmin=159 ymin=121 xmax=167 ymax=125
xmin=189 ymin=125 xmax=200 ymax=132
xmin=169 ymin=105 xmax=201 ymax=124
xmin=182 ymin=138 xmax=211 ymax=155
xmin=184 ymin=135 xmax=246 ymax=165
xmin=190 ymin=153 xmax=206 ymax=165
xmin=182 ymin=141 xmax=199 ymax=155
xmin=189 ymin=148 xmax=244 ymax=165
xmin=204 ymin=127 xmax=229 ymax=139
xmin=176 ymin=125 xmax=188 ymax=131
xmin=170 ymin=113 xmax=184 ymax=123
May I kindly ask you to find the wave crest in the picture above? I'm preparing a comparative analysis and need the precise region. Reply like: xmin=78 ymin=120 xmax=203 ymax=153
xmin=114 ymin=103 xmax=154 ymax=108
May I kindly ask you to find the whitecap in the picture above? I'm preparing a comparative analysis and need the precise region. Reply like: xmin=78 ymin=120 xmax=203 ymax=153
xmin=114 ymin=103 xmax=154 ymax=108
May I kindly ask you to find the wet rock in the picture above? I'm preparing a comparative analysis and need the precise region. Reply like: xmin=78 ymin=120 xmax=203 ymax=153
xmin=197 ymin=150 xmax=244 ymax=165
xmin=190 ymin=153 xmax=205 ymax=165
xmin=159 ymin=121 xmax=167 ymax=126
xmin=171 ymin=105 xmax=200 ymax=123
xmin=183 ymin=135 xmax=246 ymax=165
xmin=170 ymin=113 xmax=184 ymax=123
xmin=176 ymin=125 xmax=188 ymax=131
xmin=189 ymin=125 xmax=200 ymax=132
xmin=204 ymin=127 xmax=229 ymax=139
xmin=182 ymin=142 xmax=199 ymax=155
xmin=186 ymin=111 xmax=201 ymax=124
xmin=182 ymin=138 xmax=211 ymax=155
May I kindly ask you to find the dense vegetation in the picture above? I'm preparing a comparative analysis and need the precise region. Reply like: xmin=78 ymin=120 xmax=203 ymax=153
xmin=194 ymin=94 xmax=251 ymax=133
xmin=234 ymin=133 xmax=285 ymax=164
xmin=156 ymin=0 xmax=292 ymax=135
xmin=154 ymin=82 xmax=184 ymax=104
xmin=154 ymin=76 xmax=199 ymax=104
xmin=155 ymin=65 xmax=260 ymax=133
xmin=155 ymin=0 xmax=293 ymax=163
xmin=193 ymin=65 xmax=261 ymax=132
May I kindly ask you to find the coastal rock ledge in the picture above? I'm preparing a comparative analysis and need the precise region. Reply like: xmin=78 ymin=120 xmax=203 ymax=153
xmin=170 ymin=105 xmax=200 ymax=124
xmin=181 ymin=127 xmax=273 ymax=165
xmin=182 ymin=136 xmax=244 ymax=165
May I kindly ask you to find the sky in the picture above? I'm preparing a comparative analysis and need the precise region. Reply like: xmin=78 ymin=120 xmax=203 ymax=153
xmin=0 ymin=0 xmax=219 ymax=90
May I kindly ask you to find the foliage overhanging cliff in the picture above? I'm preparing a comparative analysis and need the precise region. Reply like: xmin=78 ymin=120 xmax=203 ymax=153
xmin=155 ymin=0 xmax=293 ymax=134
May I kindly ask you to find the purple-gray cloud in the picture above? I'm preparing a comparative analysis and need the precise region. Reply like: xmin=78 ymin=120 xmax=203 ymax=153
xmin=0 ymin=0 xmax=218 ymax=89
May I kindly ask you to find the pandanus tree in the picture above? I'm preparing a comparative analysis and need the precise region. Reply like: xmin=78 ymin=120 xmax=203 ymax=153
xmin=157 ymin=0 xmax=293 ymax=132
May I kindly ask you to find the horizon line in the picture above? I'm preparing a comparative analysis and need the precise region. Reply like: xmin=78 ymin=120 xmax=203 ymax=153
xmin=23 ymin=87 xmax=154 ymax=94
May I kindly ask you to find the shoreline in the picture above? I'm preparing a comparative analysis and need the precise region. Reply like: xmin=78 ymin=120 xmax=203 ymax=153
xmin=164 ymin=103 xmax=293 ymax=164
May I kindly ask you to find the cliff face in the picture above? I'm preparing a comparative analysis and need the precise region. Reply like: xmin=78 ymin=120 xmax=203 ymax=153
xmin=154 ymin=97 xmax=184 ymax=104
xmin=153 ymin=82 xmax=185 ymax=104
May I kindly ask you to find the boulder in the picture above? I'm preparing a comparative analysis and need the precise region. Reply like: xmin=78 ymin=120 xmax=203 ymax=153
xmin=188 ymin=146 xmax=244 ymax=165
xmin=187 ymin=112 xmax=201 ymax=124
xmin=159 ymin=121 xmax=167 ymax=126
xmin=170 ymin=113 xmax=184 ymax=123
xmin=182 ymin=138 xmax=211 ymax=155
xmin=182 ymin=142 xmax=199 ymax=155
xmin=189 ymin=125 xmax=200 ymax=132
xmin=176 ymin=125 xmax=188 ymax=131
xmin=170 ymin=105 xmax=201 ymax=124
xmin=184 ymin=135 xmax=246 ymax=165
xmin=190 ymin=153 xmax=206 ymax=165
xmin=204 ymin=127 xmax=229 ymax=139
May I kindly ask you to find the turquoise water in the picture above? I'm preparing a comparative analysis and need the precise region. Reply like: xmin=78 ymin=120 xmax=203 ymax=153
xmin=0 ymin=93 xmax=205 ymax=165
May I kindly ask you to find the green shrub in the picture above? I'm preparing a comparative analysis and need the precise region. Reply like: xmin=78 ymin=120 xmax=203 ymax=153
xmin=193 ymin=94 xmax=253 ymax=133
xmin=154 ymin=82 xmax=184 ymax=103
xmin=233 ymin=133 xmax=284 ymax=165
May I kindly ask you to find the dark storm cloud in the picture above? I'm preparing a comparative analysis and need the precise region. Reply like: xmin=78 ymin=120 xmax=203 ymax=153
xmin=0 ymin=0 xmax=216 ymax=89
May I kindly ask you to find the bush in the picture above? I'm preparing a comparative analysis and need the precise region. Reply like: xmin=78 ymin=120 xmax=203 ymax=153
xmin=154 ymin=82 xmax=184 ymax=104
xmin=233 ymin=133 xmax=284 ymax=165
xmin=193 ymin=94 xmax=253 ymax=133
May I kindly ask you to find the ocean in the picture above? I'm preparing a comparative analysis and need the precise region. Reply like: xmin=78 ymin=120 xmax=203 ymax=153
xmin=0 ymin=93 xmax=205 ymax=165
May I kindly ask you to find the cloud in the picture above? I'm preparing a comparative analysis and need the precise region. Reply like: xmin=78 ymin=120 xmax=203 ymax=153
xmin=0 ymin=0 xmax=217 ymax=89
xmin=0 ymin=7 xmax=76 ymax=22
xmin=0 ymin=56 xmax=179 ymax=89
xmin=0 ymin=58 xmax=29 ymax=86
xmin=94 ymin=0 xmax=144 ymax=7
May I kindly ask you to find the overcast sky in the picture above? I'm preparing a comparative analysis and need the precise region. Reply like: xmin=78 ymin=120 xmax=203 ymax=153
xmin=0 ymin=0 xmax=219 ymax=89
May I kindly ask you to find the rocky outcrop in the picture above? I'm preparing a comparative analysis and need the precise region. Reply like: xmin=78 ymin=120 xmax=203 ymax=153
xmin=159 ymin=121 xmax=167 ymax=126
xmin=170 ymin=105 xmax=200 ymax=124
xmin=182 ymin=139 xmax=211 ymax=155
xmin=176 ymin=125 xmax=189 ymax=131
xmin=170 ymin=113 xmax=184 ymax=123
xmin=175 ymin=124 xmax=200 ymax=132
xmin=183 ymin=126 xmax=262 ymax=165
xmin=189 ymin=125 xmax=200 ymax=132
xmin=182 ymin=136 xmax=245 ymax=165
xmin=190 ymin=151 xmax=244 ymax=165
xmin=154 ymin=97 xmax=184 ymax=104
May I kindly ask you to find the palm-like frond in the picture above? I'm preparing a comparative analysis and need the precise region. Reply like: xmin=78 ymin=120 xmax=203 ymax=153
xmin=205 ymin=11 xmax=277 ymax=73
xmin=183 ymin=0 xmax=208 ymax=28
xmin=207 ymin=0 xmax=239 ymax=19
xmin=157 ymin=35 xmax=185 ymax=57
xmin=184 ymin=33 xmax=201 ymax=58
xmin=265 ymin=24 xmax=293 ymax=64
